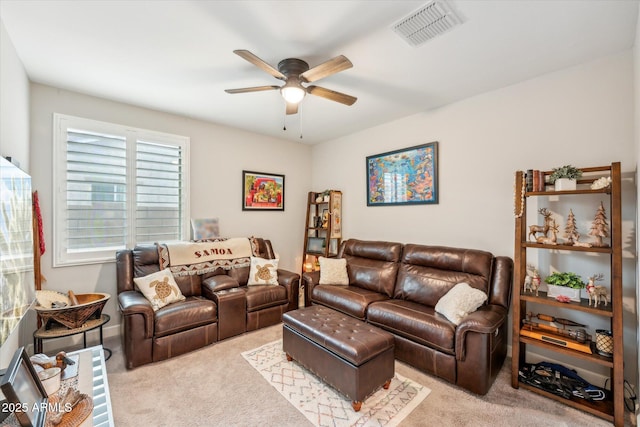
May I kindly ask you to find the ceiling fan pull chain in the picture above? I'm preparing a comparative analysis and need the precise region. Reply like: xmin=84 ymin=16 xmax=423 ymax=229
xmin=299 ymin=106 xmax=303 ymax=139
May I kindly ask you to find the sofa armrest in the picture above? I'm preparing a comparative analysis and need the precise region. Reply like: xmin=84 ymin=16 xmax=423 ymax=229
xmin=278 ymin=269 xmax=301 ymax=311
xmin=202 ymin=275 xmax=239 ymax=301
xmin=455 ymin=304 xmax=507 ymax=360
xmin=302 ymin=271 xmax=320 ymax=306
xmin=117 ymin=291 xmax=155 ymax=339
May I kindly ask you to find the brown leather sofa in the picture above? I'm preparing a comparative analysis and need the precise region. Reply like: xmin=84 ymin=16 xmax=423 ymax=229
xmin=116 ymin=238 xmax=300 ymax=369
xmin=304 ymin=239 xmax=513 ymax=395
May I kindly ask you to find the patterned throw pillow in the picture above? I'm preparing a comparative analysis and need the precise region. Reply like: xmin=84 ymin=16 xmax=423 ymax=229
xmin=318 ymin=257 xmax=349 ymax=285
xmin=247 ymin=257 xmax=279 ymax=285
xmin=435 ymin=282 xmax=487 ymax=325
xmin=133 ymin=268 xmax=186 ymax=311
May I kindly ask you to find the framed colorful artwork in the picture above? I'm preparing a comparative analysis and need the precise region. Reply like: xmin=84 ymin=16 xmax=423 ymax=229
xmin=366 ymin=142 xmax=438 ymax=206
xmin=242 ymin=171 xmax=285 ymax=211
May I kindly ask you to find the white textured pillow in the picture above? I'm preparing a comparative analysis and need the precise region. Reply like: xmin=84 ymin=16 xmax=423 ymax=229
xmin=133 ymin=268 xmax=185 ymax=311
xmin=318 ymin=257 xmax=349 ymax=285
xmin=248 ymin=257 xmax=279 ymax=285
xmin=435 ymin=282 xmax=487 ymax=325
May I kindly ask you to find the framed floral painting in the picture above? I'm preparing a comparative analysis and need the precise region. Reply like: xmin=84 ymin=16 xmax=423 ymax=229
xmin=366 ymin=142 xmax=438 ymax=206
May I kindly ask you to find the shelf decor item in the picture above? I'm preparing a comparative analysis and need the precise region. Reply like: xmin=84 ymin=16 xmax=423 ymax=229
xmin=549 ymin=164 xmax=582 ymax=191
xmin=366 ymin=142 xmax=438 ymax=206
xmin=544 ymin=272 xmax=584 ymax=303
xmin=242 ymin=170 xmax=284 ymax=211
xmin=586 ymin=273 xmax=609 ymax=307
xmin=589 ymin=201 xmax=610 ymax=247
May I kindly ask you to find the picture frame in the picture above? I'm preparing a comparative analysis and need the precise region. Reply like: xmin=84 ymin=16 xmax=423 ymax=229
xmin=191 ymin=218 xmax=220 ymax=240
xmin=366 ymin=142 xmax=438 ymax=206
xmin=242 ymin=171 xmax=285 ymax=211
xmin=307 ymin=237 xmax=325 ymax=254
xmin=0 ymin=347 xmax=47 ymax=427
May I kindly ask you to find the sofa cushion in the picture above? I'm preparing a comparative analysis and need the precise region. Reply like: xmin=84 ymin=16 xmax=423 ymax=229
xmin=248 ymin=257 xmax=279 ymax=285
xmin=134 ymin=268 xmax=186 ymax=311
xmin=341 ymin=240 xmax=403 ymax=297
xmin=394 ymin=245 xmax=493 ymax=306
xmin=154 ymin=296 xmax=217 ymax=338
xmin=435 ymin=282 xmax=488 ymax=325
xmin=367 ymin=299 xmax=456 ymax=354
xmin=312 ymin=285 xmax=389 ymax=320
xmin=318 ymin=257 xmax=349 ymax=285
xmin=245 ymin=285 xmax=288 ymax=312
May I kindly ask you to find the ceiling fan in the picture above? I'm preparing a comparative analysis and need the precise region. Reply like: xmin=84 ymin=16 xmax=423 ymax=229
xmin=225 ymin=50 xmax=357 ymax=115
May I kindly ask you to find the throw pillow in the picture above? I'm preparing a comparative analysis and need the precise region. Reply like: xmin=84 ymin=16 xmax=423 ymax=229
xmin=133 ymin=268 xmax=185 ymax=311
xmin=318 ymin=257 xmax=349 ymax=285
xmin=435 ymin=282 xmax=487 ymax=325
xmin=248 ymin=257 xmax=279 ymax=285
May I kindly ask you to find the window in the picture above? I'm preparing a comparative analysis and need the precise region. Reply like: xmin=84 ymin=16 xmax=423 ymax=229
xmin=53 ymin=114 xmax=190 ymax=266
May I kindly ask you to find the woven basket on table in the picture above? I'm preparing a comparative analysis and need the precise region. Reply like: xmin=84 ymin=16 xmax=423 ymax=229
xmin=34 ymin=291 xmax=110 ymax=329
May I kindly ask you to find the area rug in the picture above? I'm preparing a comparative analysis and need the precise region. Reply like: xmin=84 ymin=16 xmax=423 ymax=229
xmin=242 ymin=340 xmax=431 ymax=427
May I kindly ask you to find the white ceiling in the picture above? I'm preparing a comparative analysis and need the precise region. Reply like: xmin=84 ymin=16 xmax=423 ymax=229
xmin=1 ymin=1 xmax=638 ymax=144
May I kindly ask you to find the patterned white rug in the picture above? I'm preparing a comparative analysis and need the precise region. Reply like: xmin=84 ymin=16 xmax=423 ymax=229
xmin=242 ymin=340 xmax=431 ymax=427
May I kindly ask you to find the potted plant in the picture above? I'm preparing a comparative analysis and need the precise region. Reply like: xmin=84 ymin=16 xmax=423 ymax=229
xmin=544 ymin=271 xmax=585 ymax=302
xmin=549 ymin=165 xmax=582 ymax=191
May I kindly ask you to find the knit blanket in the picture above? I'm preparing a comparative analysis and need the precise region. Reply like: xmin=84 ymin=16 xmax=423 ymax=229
xmin=158 ymin=237 xmax=258 ymax=276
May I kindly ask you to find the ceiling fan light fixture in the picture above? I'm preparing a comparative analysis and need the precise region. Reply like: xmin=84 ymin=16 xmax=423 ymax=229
xmin=280 ymin=81 xmax=306 ymax=104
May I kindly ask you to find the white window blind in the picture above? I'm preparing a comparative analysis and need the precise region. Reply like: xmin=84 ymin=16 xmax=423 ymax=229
xmin=53 ymin=114 xmax=190 ymax=266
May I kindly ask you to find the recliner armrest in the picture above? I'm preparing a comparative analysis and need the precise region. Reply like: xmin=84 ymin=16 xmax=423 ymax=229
xmin=455 ymin=304 xmax=507 ymax=360
xmin=277 ymin=269 xmax=301 ymax=311
xmin=117 ymin=290 xmax=155 ymax=339
xmin=202 ymin=275 xmax=240 ymax=301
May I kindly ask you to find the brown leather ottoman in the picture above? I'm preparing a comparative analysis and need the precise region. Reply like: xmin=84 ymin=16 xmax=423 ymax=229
xmin=282 ymin=305 xmax=395 ymax=411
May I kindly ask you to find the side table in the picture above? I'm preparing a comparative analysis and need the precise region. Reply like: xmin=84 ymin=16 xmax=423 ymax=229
xmin=33 ymin=314 xmax=112 ymax=360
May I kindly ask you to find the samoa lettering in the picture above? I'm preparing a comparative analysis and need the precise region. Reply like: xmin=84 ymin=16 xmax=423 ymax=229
xmin=194 ymin=248 xmax=234 ymax=258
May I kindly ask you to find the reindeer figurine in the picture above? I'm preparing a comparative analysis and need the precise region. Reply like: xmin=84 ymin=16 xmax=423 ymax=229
xmin=528 ymin=208 xmax=553 ymax=242
xmin=586 ymin=273 xmax=609 ymax=307
xmin=524 ymin=264 xmax=541 ymax=296
xmin=536 ymin=219 xmax=559 ymax=245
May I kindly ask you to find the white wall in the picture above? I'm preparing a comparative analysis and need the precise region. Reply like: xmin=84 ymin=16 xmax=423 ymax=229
xmin=0 ymin=20 xmax=31 ymax=368
xmin=28 ymin=84 xmax=312 ymax=344
xmin=312 ymin=51 xmax=637 ymax=386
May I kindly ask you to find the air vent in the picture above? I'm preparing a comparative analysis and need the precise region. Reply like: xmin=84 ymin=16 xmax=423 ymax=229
xmin=392 ymin=0 xmax=463 ymax=47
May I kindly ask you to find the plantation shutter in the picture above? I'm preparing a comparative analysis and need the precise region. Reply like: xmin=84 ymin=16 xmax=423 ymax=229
xmin=53 ymin=114 xmax=190 ymax=267
xmin=135 ymin=140 xmax=183 ymax=243
xmin=65 ymin=129 xmax=127 ymax=252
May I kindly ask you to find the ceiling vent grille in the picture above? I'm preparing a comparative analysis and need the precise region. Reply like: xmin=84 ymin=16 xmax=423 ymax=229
xmin=392 ymin=1 xmax=463 ymax=47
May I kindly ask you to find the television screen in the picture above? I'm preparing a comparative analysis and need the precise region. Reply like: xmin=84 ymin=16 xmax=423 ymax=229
xmin=0 ymin=157 xmax=34 ymax=346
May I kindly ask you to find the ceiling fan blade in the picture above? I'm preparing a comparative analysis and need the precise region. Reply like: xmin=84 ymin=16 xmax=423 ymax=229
xmin=286 ymin=102 xmax=299 ymax=115
xmin=300 ymin=55 xmax=353 ymax=83
xmin=307 ymin=85 xmax=357 ymax=106
xmin=233 ymin=50 xmax=286 ymax=80
xmin=225 ymin=85 xmax=280 ymax=94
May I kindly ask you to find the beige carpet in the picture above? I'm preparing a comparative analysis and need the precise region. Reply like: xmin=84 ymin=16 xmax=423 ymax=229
xmin=105 ymin=325 xmax=631 ymax=426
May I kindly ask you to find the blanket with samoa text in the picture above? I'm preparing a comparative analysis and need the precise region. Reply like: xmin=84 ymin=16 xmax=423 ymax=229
xmin=158 ymin=237 xmax=259 ymax=276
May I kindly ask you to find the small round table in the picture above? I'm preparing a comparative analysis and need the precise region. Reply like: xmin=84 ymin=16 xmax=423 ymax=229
xmin=33 ymin=314 xmax=112 ymax=360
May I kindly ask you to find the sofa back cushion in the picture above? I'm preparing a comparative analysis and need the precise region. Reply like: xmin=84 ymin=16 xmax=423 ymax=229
xmin=341 ymin=239 xmax=403 ymax=297
xmin=395 ymin=244 xmax=493 ymax=307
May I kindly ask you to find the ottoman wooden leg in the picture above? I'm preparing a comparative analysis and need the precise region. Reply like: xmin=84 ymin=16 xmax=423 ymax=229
xmin=286 ymin=353 xmax=293 ymax=362
xmin=352 ymin=401 xmax=362 ymax=412
xmin=383 ymin=379 xmax=391 ymax=389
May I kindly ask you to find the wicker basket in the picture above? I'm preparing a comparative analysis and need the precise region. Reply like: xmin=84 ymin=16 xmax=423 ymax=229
xmin=34 ymin=292 xmax=110 ymax=329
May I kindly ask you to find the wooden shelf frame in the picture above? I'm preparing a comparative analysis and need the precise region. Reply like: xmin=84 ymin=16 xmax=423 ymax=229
xmin=511 ymin=163 xmax=624 ymax=426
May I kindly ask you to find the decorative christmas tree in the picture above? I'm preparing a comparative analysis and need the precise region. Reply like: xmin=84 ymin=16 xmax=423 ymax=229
xmin=563 ymin=209 xmax=579 ymax=246
xmin=589 ymin=201 xmax=609 ymax=247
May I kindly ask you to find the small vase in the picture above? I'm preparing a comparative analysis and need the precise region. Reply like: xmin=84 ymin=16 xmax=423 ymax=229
xmin=546 ymin=284 xmax=581 ymax=302
xmin=555 ymin=178 xmax=576 ymax=191
xmin=323 ymin=195 xmax=330 ymax=202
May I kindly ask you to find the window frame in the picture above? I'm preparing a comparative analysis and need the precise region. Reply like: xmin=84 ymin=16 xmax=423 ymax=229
xmin=53 ymin=113 xmax=190 ymax=267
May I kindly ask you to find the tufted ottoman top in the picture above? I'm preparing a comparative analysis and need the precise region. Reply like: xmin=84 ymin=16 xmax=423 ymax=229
xmin=283 ymin=305 xmax=394 ymax=366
